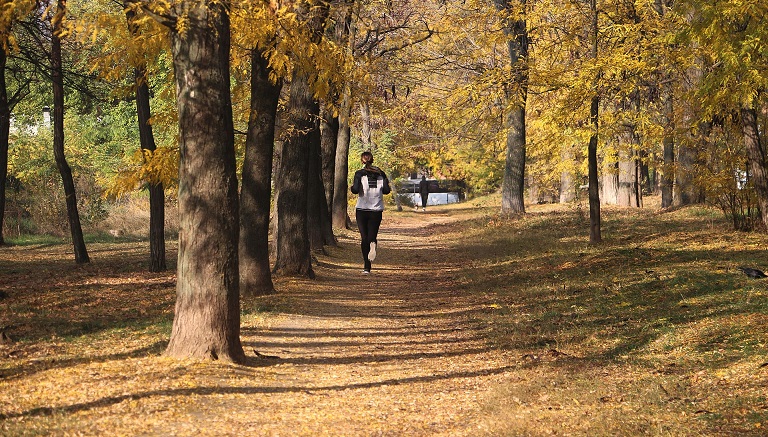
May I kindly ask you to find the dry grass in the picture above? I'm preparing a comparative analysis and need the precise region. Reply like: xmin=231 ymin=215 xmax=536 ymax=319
xmin=0 ymin=195 xmax=766 ymax=435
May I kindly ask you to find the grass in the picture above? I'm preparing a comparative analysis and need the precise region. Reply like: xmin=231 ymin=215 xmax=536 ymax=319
xmin=1 ymin=195 xmax=766 ymax=435
xmin=437 ymin=199 xmax=768 ymax=435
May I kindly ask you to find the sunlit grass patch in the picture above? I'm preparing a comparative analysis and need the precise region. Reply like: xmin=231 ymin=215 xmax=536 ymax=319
xmin=444 ymin=200 xmax=768 ymax=435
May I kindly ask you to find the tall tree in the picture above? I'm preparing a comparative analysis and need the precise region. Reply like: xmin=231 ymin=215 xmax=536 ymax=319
xmin=50 ymin=0 xmax=89 ymax=263
xmin=273 ymin=0 xmax=330 ymax=278
xmin=331 ymin=1 xmax=354 ymax=230
xmin=741 ymin=104 xmax=768 ymax=227
xmin=587 ymin=0 xmax=601 ymax=243
xmin=494 ymin=0 xmax=528 ymax=215
xmin=125 ymin=5 xmax=165 ymax=272
xmin=127 ymin=0 xmax=245 ymax=362
xmin=0 ymin=34 xmax=8 ymax=246
xmin=239 ymin=45 xmax=281 ymax=296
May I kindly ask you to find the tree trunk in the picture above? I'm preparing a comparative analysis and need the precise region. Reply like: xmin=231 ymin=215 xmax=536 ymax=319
xmin=320 ymin=102 xmax=338 ymax=212
xmin=601 ymin=157 xmax=619 ymax=205
xmin=332 ymin=81 xmax=352 ymax=229
xmin=741 ymin=104 xmax=768 ymax=228
xmin=240 ymin=47 xmax=280 ymax=296
xmin=274 ymin=72 xmax=315 ymax=277
xmin=331 ymin=5 xmax=354 ymax=230
xmin=274 ymin=0 xmax=330 ymax=277
xmin=126 ymin=7 xmax=166 ymax=272
xmin=588 ymin=95 xmax=601 ymax=243
xmin=559 ymin=145 xmax=576 ymax=203
xmin=359 ymin=100 xmax=372 ymax=149
xmin=310 ymin=102 xmax=338 ymax=246
xmin=51 ymin=0 xmax=89 ymax=264
xmin=587 ymin=0 xmax=601 ymax=243
xmin=0 ymin=46 xmax=9 ymax=246
xmin=307 ymin=114 xmax=326 ymax=253
xmin=654 ymin=0 xmax=674 ymax=208
xmin=164 ymin=2 xmax=244 ymax=363
xmin=673 ymin=143 xmax=696 ymax=206
xmin=495 ymin=0 xmax=528 ymax=215
xmin=660 ymin=81 xmax=675 ymax=208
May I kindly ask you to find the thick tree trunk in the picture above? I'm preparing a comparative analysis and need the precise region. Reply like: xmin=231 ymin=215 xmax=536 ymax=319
xmin=0 ymin=47 xmax=9 ymax=246
xmin=495 ymin=0 xmax=528 ymax=215
xmin=126 ymin=7 xmax=165 ymax=272
xmin=741 ymin=104 xmax=768 ymax=228
xmin=51 ymin=1 xmax=89 ymax=264
xmin=274 ymin=69 xmax=317 ymax=278
xmin=240 ymin=47 xmax=280 ymax=296
xmin=165 ymin=2 xmax=244 ymax=363
xmin=273 ymin=0 xmax=330 ymax=277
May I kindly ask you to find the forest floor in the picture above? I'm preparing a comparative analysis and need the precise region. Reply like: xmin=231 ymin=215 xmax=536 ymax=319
xmin=1 ymin=195 xmax=767 ymax=436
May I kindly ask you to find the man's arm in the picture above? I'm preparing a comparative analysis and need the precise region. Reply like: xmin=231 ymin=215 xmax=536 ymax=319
xmin=350 ymin=170 xmax=363 ymax=194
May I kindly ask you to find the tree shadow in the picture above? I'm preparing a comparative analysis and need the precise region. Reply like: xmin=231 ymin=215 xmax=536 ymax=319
xmin=0 ymin=364 xmax=517 ymax=421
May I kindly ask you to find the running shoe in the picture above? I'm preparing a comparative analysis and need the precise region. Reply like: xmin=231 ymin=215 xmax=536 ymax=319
xmin=369 ymin=241 xmax=377 ymax=261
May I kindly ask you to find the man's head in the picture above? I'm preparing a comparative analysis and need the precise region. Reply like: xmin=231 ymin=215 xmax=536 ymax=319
xmin=361 ymin=151 xmax=374 ymax=167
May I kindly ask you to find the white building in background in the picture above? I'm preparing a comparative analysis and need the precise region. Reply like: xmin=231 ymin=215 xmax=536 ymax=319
xmin=9 ymin=106 xmax=51 ymax=135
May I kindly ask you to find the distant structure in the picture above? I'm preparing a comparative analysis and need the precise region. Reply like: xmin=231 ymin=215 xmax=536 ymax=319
xmin=398 ymin=174 xmax=466 ymax=206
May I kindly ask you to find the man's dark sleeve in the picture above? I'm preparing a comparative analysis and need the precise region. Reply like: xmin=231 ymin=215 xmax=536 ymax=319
xmin=350 ymin=170 xmax=362 ymax=194
xmin=382 ymin=174 xmax=391 ymax=195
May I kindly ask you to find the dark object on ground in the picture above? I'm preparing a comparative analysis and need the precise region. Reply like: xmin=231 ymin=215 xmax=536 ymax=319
xmin=0 ymin=291 xmax=7 ymax=300
xmin=0 ymin=331 xmax=12 ymax=344
xmin=738 ymin=266 xmax=767 ymax=278
xmin=253 ymin=350 xmax=280 ymax=360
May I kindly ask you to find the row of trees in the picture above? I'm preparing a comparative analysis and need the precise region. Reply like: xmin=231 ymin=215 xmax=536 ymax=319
xmin=379 ymin=0 xmax=768 ymax=240
xmin=1 ymin=0 xmax=767 ymax=361
xmin=0 ymin=0 xmax=443 ymax=362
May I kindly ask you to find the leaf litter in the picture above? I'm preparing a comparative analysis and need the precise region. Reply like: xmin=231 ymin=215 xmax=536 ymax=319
xmin=1 ymin=199 xmax=767 ymax=435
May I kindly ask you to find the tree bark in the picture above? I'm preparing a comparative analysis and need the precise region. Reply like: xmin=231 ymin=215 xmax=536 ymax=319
xmin=359 ymin=100 xmax=372 ymax=149
xmin=240 ymin=47 xmax=281 ymax=296
xmin=332 ymin=79 xmax=352 ymax=229
xmin=274 ymin=70 xmax=316 ymax=278
xmin=588 ymin=0 xmax=601 ymax=243
xmin=660 ymin=81 xmax=675 ymax=208
xmin=51 ymin=0 xmax=89 ymax=263
xmin=654 ymin=0 xmax=674 ymax=208
xmin=741 ymin=104 xmax=768 ymax=228
xmin=273 ymin=0 xmax=330 ymax=278
xmin=313 ymin=121 xmax=337 ymax=248
xmin=601 ymin=157 xmax=619 ymax=205
xmin=126 ymin=7 xmax=165 ymax=272
xmin=164 ymin=1 xmax=244 ymax=363
xmin=307 ymin=114 xmax=326 ymax=252
xmin=320 ymin=102 xmax=338 ymax=212
xmin=559 ymin=145 xmax=576 ymax=203
xmin=588 ymin=95 xmax=601 ymax=243
xmin=0 ymin=46 xmax=9 ymax=245
xmin=495 ymin=0 xmax=528 ymax=215
xmin=331 ymin=4 xmax=354 ymax=229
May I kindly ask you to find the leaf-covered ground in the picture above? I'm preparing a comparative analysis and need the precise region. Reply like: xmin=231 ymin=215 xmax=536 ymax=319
xmin=1 ymin=196 xmax=767 ymax=435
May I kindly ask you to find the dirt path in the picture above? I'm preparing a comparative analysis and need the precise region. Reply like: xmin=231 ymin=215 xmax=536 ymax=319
xmin=227 ymin=210 xmax=513 ymax=435
xmin=0 ymin=209 xmax=517 ymax=436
